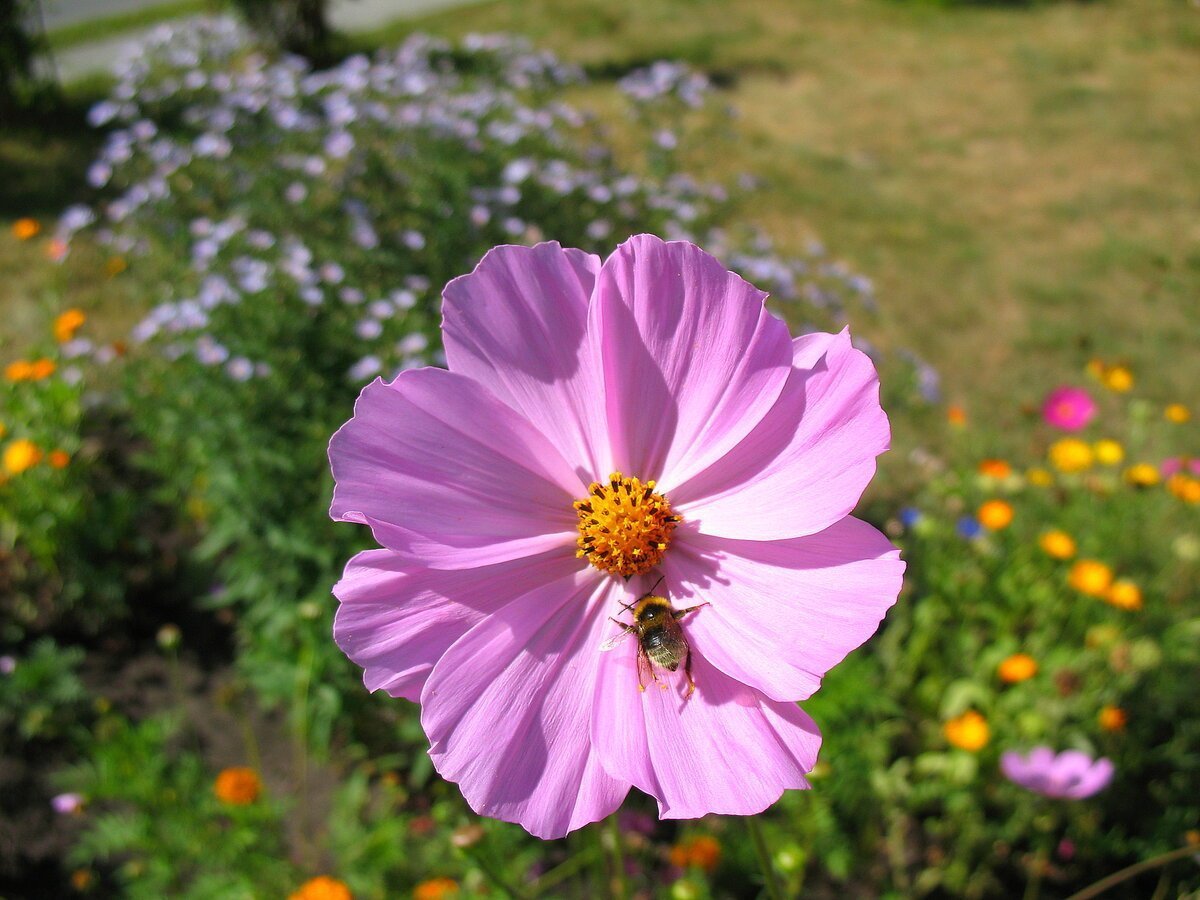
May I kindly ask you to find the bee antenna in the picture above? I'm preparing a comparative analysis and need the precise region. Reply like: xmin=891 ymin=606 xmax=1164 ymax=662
xmin=647 ymin=575 xmax=665 ymax=597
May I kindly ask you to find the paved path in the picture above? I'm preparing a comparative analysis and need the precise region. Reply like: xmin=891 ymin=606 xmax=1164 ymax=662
xmin=47 ymin=0 xmax=484 ymax=82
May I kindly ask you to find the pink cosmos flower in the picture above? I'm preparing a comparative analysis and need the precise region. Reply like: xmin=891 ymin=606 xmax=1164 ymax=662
xmin=1001 ymin=747 xmax=1114 ymax=800
xmin=1041 ymin=386 xmax=1097 ymax=431
xmin=329 ymin=234 xmax=904 ymax=839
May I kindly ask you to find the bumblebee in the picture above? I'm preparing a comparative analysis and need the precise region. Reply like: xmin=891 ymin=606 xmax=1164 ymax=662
xmin=600 ymin=579 xmax=708 ymax=698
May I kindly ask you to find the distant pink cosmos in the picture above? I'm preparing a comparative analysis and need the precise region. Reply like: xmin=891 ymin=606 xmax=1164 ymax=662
xmin=329 ymin=235 xmax=904 ymax=839
xmin=1042 ymin=386 xmax=1097 ymax=431
xmin=1001 ymin=747 xmax=1114 ymax=800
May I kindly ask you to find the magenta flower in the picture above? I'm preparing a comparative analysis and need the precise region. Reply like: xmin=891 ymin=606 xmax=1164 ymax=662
xmin=1001 ymin=747 xmax=1114 ymax=799
xmin=330 ymin=235 xmax=904 ymax=838
xmin=1042 ymin=386 xmax=1097 ymax=431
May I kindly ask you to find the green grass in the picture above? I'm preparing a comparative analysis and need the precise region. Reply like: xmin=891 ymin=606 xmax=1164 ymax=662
xmin=6 ymin=0 xmax=1199 ymax=443
xmin=359 ymin=0 xmax=1200 ymax=432
xmin=44 ymin=0 xmax=219 ymax=50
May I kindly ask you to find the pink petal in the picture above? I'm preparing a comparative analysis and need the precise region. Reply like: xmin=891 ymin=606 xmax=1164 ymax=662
xmin=329 ymin=368 xmax=582 ymax=568
xmin=589 ymin=234 xmax=793 ymax=488
xmin=659 ymin=518 xmax=904 ymax=702
xmin=672 ymin=329 xmax=890 ymax=540
xmin=333 ymin=549 xmax=579 ymax=701
xmin=422 ymin=571 xmax=630 ymax=839
xmin=592 ymin=642 xmax=821 ymax=819
xmin=443 ymin=242 xmax=611 ymax=475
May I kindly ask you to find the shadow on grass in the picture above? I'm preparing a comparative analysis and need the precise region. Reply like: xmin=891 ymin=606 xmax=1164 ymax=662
xmin=0 ymin=80 xmax=110 ymax=220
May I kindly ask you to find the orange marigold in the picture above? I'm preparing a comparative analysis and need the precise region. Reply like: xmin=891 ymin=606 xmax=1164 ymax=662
xmin=1039 ymin=530 xmax=1076 ymax=560
xmin=12 ymin=218 xmax=40 ymax=240
xmin=998 ymin=653 xmax=1038 ymax=684
xmin=1165 ymin=404 xmax=1190 ymax=424
xmin=213 ymin=766 xmax=261 ymax=805
xmin=669 ymin=835 xmax=722 ymax=872
xmin=289 ymin=876 xmax=352 ymax=900
xmin=28 ymin=358 xmax=56 ymax=380
xmin=4 ymin=360 xmax=34 ymax=382
xmin=1105 ymin=579 xmax=1142 ymax=611
xmin=978 ymin=459 xmax=1011 ymax=479
xmin=977 ymin=500 xmax=1014 ymax=530
xmin=944 ymin=711 xmax=989 ymax=751
xmin=54 ymin=309 xmax=87 ymax=343
xmin=413 ymin=878 xmax=459 ymax=900
xmin=1098 ymin=705 xmax=1127 ymax=732
xmin=1068 ymin=559 xmax=1113 ymax=597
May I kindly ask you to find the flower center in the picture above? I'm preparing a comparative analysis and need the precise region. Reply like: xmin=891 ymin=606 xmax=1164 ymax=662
xmin=573 ymin=472 xmax=680 ymax=577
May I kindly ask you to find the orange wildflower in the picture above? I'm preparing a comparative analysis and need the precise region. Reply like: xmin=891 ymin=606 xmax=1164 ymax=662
xmin=669 ymin=835 xmax=722 ymax=872
xmin=1105 ymin=580 xmax=1142 ymax=611
xmin=1049 ymin=438 xmax=1093 ymax=473
xmin=413 ymin=878 xmax=459 ymax=900
xmin=12 ymin=218 xmax=40 ymax=240
xmin=1102 ymin=365 xmax=1133 ymax=393
xmin=4 ymin=360 xmax=34 ymax=381
xmin=105 ymin=256 xmax=127 ymax=277
xmin=944 ymin=711 xmax=989 ymax=751
xmin=48 ymin=450 xmax=70 ymax=469
xmin=289 ymin=876 xmax=352 ymax=900
xmin=1068 ymin=559 xmax=1113 ymax=597
xmin=977 ymin=500 xmax=1014 ymax=531
xmin=213 ymin=767 xmax=261 ymax=805
xmin=1098 ymin=705 xmax=1127 ymax=732
xmin=1039 ymin=530 xmax=1076 ymax=560
xmin=946 ymin=405 xmax=967 ymax=427
xmin=1165 ymin=404 xmax=1190 ymax=424
xmin=998 ymin=653 xmax=1038 ymax=684
xmin=978 ymin=459 xmax=1011 ymax=479
xmin=46 ymin=239 xmax=68 ymax=262
xmin=54 ymin=309 xmax=87 ymax=343
xmin=70 ymin=868 xmax=94 ymax=890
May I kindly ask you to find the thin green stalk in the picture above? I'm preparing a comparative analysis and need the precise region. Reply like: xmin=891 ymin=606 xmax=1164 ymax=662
xmin=1065 ymin=844 xmax=1199 ymax=900
xmin=528 ymin=846 xmax=601 ymax=897
xmin=462 ymin=845 xmax=529 ymax=899
xmin=607 ymin=813 xmax=628 ymax=900
xmin=745 ymin=815 xmax=787 ymax=900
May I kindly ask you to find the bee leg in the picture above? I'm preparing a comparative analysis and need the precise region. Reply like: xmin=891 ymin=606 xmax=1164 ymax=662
xmin=684 ymin=651 xmax=697 ymax=700
xmin=674 ymin=602 xmax=711 ymax=621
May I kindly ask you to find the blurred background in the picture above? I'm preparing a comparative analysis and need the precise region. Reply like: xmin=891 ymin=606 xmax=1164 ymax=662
xmin=1 ymin=1 xmax=1197 ymax=897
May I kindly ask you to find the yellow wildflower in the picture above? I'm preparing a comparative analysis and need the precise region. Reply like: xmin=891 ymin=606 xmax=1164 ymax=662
xmin=944 ymin=711 xmax=989 ymax=751
xmin=1165 ymin=403 xmax=1190 ymax=424
xmin=3 ymin=439 xmax=42 ymax=475
xmin=1068 ymin=559 xmax=1113 ymax=597
xmin=1105 ymin=579 xmax=1142 ymax=610
xmin=1093 ymin=439 xmax=1124 ymax=466
xmin=1124 ymin=463 xmax=1160 ymax=487
xmin=1102 ymin=365 xmax=1133 ymax=393
xmin=1049 ymin=438 xmax=1093 ymax=473
xmin=1026 ymin=467 xmax=1054 ymax=487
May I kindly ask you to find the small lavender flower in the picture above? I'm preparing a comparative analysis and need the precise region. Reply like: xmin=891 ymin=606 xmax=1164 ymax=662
xmin=1002 ymin=748 xmax=1114 ymax=800
xmin=226 ymin=356 xmax=255 ymax=381
xmin=0 ymin=655 xmax=15 ymax=675
xmin=52 ymin=793 xmax=84 ymax=815
xmin=348 ymin=355 xmax=382 ymax=381
xmin=285 ymin=182 xmax=307 ymax=204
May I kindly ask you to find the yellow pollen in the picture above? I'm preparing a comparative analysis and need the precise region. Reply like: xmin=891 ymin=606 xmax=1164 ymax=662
xmin=573 ymin=471 xmax=680 ymax=577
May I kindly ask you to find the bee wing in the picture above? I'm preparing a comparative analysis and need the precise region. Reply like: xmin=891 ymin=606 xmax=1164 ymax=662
xmin=599 ymin=630 xmax=632 ymax=652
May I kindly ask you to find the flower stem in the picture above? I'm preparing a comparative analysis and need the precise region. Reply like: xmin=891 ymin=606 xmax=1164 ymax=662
xmin=1065 ymin=845 xmax=1199 ymax=900
xmin=607 ymin=813 xmax=627 ymax=900
xmin=745 ymin=815 xmax=786 ymax=900
xmin=462 ymin=845 xmax=529 ymax=899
